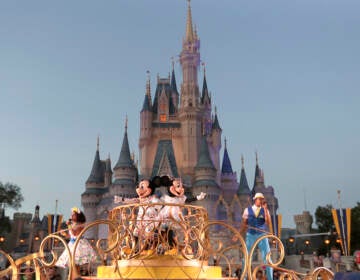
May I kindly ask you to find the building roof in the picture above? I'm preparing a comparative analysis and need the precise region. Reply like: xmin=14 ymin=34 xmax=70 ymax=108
xmin=221 ymin=141 xmax=233 ymax=174
xmin=151 ymin=140 xmax=179 ymax=177
xmin=195 ymin=136 xmax=215 ymax=170
xmin=201 ymin=72 xmax=211 ymax=105
xmin=86 ymin=149 xmax=105 ymax=184
xmin=141 ymin=93 xmax=152 ymax=112
xmin=114 ymin=129 xmax=134 ymax=169
xmin=212 ymin=112 xmax=221 ymax=130
xmin=152 ymin=79 xmax=176 ymax=115
xmin=237 ymin=167 xmax=250 ymax=195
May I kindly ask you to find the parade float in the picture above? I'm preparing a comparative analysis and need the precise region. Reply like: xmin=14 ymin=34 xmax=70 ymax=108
xmin=0 ymin=202 xmax=334 ymax=280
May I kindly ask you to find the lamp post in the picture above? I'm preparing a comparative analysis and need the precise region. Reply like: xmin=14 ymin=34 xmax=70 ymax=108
xmin=304 ymin=240 xmax=310 ymax=254
xmin=324 ymin=238 xmax=330 ymax=257
xmin=288 ymin=237 xmax=295 ymax=255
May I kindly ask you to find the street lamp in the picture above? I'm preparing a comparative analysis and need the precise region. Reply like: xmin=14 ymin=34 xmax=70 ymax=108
xmin=288 ymin=237 xmax=295 ymax=255
xmin=324 ymin=238 xmax=330 ymax=256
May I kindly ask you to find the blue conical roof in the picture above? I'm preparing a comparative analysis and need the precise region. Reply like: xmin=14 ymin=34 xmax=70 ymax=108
xmin=221 ymin=145 xmax=233 ymax=174
xmin=238 ymin=167 xmax=250 ymax=195
xmin=114 ymin=130 xmax=133 ymax=169
xmin=195 ymin=136 xmax=215 ymax=169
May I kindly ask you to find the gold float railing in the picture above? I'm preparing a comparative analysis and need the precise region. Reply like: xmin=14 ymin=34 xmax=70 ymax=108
xmin=0 ymin=204 xmax=335 ymax=280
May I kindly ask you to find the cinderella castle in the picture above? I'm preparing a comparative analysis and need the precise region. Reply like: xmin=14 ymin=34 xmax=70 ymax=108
xmin=81 ymin=1 xmax=279 ymax=239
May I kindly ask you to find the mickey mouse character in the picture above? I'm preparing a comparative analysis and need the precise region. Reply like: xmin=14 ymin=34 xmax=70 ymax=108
xmin=114 ymin=176 xmax=163 ymax=254
xmin=159 ymin=176 xmax=206 ymax=254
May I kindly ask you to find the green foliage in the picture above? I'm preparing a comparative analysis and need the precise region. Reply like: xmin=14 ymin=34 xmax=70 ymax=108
xmin=315 ymin=202 xmax=360 ymax=254
xmin=0 ymin=181 xmax=24 ymax=210
xmin=0 ymin=181 xmax=24 ymax=234
xmin=351 ymin=202 xmax=360 ymax=254
xmin=314 ymin=204 xmax=334 ymax=233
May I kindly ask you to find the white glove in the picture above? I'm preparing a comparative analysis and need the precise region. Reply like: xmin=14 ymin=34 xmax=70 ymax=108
xmin=114 ymin=195 xmax=124 ymax=204
xmin=196 ymin=192 xmax=206 ymax=201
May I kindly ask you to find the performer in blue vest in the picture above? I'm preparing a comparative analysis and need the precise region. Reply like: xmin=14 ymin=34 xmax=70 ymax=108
xmin=241 ymin=192 xmax=273 ymax=280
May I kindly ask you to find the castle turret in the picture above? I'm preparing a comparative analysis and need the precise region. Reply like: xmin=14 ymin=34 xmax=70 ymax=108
xmin=82 ymin=137 xmax=107 ymax=239
xmin=170 ymin=61 xmax=179 ymax=109
xmin=112 ymin=118 xmax=138 ymax=198
xmin=85 ymin=136 xmax=105 ymax=187
xmin=178 ymin=0 xmax=202 ymax=177
xmin=193 ymin=135 xmax=220 ymax=219
xmin=251 ymin=152 xmax=265 ymax=196
xmin=210 ymin=107 xmax=222 ymax=184
xmin=104 ymin=154 xmax=112 ymax=186
xmin=220 ymin=138 xmax=237 ymax=200
xmin=201 ymin=66 xmax=212 ymax=135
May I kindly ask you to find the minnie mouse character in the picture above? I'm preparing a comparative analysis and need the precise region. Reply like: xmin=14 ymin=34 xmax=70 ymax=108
xmin=159 ymin=177 xmax=206 ymax=254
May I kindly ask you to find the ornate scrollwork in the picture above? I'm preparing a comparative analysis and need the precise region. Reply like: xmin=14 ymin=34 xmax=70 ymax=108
xmin=0 ymin=204 xmax=336 ymax=280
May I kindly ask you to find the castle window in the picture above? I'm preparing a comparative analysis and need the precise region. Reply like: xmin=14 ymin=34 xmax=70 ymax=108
xmin=160 ymin=114 xmax=167 ymax=122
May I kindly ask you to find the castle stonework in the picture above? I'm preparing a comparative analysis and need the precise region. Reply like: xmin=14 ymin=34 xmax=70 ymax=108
xmin=81 ymin=1 xmax=278 ymax=239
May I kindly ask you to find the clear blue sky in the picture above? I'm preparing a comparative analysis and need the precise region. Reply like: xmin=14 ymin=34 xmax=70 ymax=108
xmin=1 ymin=0 xmax=359 ymax=228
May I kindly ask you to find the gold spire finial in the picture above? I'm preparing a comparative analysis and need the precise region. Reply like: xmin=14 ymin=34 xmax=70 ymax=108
xmin=241 ymin=154 xmax=244 ymax=168
xmin=146 ymin=70 xmax=151 ymax=100
xmin=97 ymin=134 xmax=100 ymax=151
xmin=185 ymin=0 xmax=194 ymax=42
xmin=202 ymin=62 xmax=206 ymax=76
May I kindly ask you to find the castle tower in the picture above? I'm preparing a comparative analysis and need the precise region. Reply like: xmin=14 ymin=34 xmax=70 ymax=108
xmin=82 ymin=1 xmax=280 ymax=237
xmin=209 ymin=108 xmax=222 ymax=184
xmin=193 ymin=135 xmax=221 ymax=219
xmin=178 ymin=0 xmax=203 ymax=177
xmin=220 ymin=138 xmax=238 ymax=201
xmin=200 ymin=65 xmax=212 ymax=135
xmin=112 ymin=118 xmax=138 ymax=198
xmin=81 ymin=136 xmax=106 ymax=238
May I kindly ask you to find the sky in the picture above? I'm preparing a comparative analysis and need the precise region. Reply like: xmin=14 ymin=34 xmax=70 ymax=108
xmin=1 ymin=0 xmax=359 ymax=228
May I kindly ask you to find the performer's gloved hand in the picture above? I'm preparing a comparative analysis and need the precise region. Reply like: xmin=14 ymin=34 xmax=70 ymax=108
xmin=197 ymin=192 xmax=206 ymax=200
xmin=114 ymin=195 xmax=124 ymax=204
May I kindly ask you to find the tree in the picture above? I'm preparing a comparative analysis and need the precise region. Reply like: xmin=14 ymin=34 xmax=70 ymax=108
xmin=315 ymin=202 xmax=360 ymax=254
xmin=0 ymin=181 xmax=24 ymax=234
xmin=314 ymin=204 xmax=334 ymax=233
xmin=0 ymin=181 xmax=24 ymax=210
xmin=351 ymin=202 xmax=360 ymax=253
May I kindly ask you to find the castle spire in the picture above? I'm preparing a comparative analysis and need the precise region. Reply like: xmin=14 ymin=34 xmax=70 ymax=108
xmin=185 ymin=0 xmax=194 ymax=42
xmin=238 ymin=155 xmax=250 ymax=196
xmin=221 ymin=137 xmax=233 ymax=174
xmin=97 ymin=134 xmax=100 ymax=151
xmin=195 ymin=135 xmax=215 ymax=169
xmin=201 ymin=62 xmax=210 ymax=104
xmin=212 ymin=106 xmax=221 ymax=130
xmin=114 ymin=117 xmax=133 ymax=169
xmin=86 ymin=136 xmax=104 ymax=184
xmin=141 ymin=71 xmax=152 ymax=112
